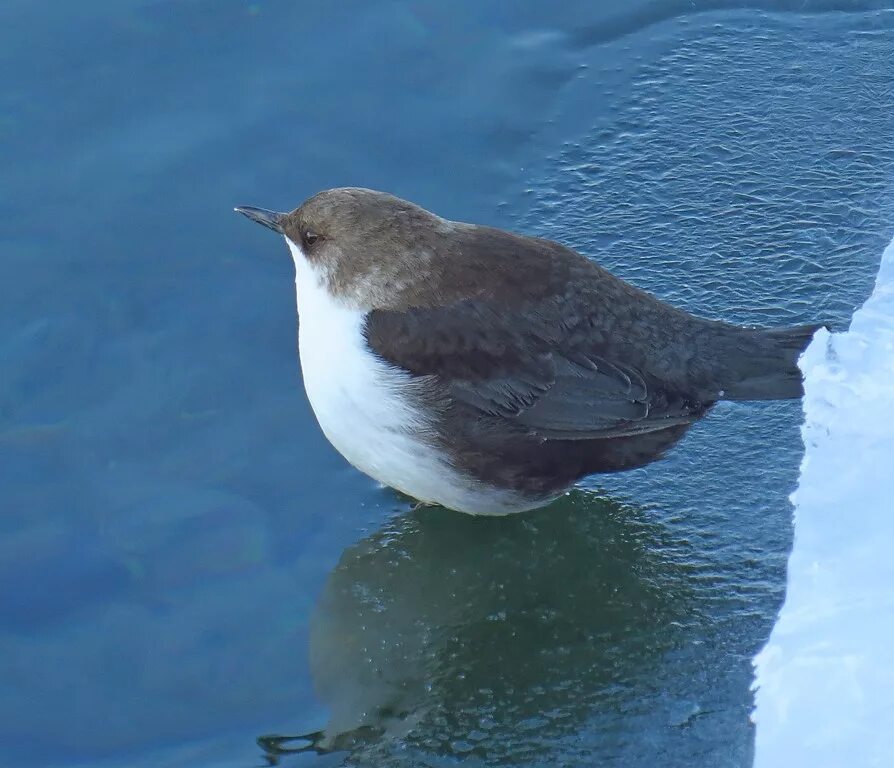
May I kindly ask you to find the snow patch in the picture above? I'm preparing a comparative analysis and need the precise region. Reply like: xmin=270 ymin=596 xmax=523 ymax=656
xmin=753 ymin=234 xmax=894 ymax=767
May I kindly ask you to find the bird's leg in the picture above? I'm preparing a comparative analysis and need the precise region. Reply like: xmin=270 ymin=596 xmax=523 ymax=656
xmin=257 ymin=731 xmax=326 ymax=762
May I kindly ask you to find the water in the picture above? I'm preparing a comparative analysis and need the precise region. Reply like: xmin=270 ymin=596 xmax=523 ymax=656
xmin=1 ymin=2 xmax=892 ymax=766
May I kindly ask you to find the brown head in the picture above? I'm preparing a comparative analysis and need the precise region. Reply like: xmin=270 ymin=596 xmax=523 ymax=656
xmin=236 ymin=187 xmax=467 ymax=309
xmin=236 ymin=187 xmax=574 ymax=310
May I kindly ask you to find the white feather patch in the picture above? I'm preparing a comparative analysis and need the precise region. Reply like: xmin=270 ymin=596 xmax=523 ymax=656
xmin=286 ymin=238 xmax=533 ymax=515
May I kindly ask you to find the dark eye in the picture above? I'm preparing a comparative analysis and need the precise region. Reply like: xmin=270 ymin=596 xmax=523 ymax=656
xmin=303 ymin=230 xmax=319 ymax=247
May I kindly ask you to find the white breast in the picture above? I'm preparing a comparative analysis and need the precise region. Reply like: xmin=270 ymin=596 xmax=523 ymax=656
xmin=287 ymin=238 xmax=531 ymax=515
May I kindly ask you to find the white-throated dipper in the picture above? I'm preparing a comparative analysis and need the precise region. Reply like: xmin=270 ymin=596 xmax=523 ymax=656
xmin=236 ymin=188 xmax=822 ymax=515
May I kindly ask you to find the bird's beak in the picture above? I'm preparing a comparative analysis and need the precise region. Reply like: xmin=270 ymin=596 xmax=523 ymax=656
xmin=234 ymin=206 xmax=285 ymax=234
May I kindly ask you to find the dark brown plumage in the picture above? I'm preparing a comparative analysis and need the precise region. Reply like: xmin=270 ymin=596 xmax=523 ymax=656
xmin=236 ymin=188 xmax=823 ymax=512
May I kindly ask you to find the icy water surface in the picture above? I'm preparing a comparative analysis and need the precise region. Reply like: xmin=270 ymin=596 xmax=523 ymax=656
xmin=1 ymin=2 xmax=893 ymax=767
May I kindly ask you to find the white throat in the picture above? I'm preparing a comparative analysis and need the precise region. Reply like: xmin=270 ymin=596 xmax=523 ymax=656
xmin=285 ymin=238 xmax=444 ymax=501
xmin=284 ymin=237 xmax=537 ymax=515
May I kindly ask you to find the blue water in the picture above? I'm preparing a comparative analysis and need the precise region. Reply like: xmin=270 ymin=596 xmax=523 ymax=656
xmin=2 ymin=2 xmax=893 ymax=766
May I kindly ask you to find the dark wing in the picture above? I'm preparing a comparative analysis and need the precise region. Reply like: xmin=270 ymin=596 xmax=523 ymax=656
xmin=364 ymin=299 xmax=703 ymax=441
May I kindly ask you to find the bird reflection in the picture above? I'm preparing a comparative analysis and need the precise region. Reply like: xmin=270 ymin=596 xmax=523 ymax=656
xmin=259 ymin=491 xmax=697 ymax=766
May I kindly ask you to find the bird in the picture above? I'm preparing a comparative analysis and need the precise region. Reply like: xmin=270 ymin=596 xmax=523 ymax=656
xmin=235 ymin=187 xmax=822 ymax=515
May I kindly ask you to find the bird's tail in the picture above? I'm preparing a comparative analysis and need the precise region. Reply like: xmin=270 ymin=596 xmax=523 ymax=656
xmin=719 ymin=322 xmax=825 ymax=401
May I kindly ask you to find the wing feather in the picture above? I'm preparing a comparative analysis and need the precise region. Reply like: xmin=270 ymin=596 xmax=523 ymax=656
xmin=365 ymin=300 xmax=704 ymax=441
